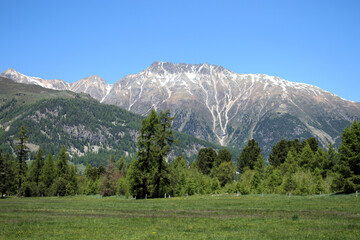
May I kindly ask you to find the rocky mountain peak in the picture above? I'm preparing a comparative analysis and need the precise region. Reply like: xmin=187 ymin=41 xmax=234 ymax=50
xmin=74 ymin=75 xmax=107 ymax=85
xmin=70 ymin=75 xmax=112 ymax=103
xmin=1 ymin=63 xmax=359 ymax=156
xmin=2 ymin=68 xmax=33 ymax=80
xmin=146 ymin=61 xmax=226 ymax=76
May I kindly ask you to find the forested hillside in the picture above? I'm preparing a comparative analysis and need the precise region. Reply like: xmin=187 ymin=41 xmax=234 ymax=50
xmin=0 ymin=77 xmax=230 ymax=166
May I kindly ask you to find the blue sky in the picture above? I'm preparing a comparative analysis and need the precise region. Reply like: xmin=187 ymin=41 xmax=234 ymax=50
xmin=1 ymin=0 xmax=359 ymax=101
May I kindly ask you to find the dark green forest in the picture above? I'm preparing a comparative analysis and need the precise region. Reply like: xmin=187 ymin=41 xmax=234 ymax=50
xmin=1 ymin=110 xmax=359 ymax=198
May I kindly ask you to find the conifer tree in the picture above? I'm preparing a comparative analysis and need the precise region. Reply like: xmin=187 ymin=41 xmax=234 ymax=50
xmin=1 ymin=153 xmax=17 ymax=197
xmin=39 ymin=154 xmax=56 ymax=194
xmin=217 ymin=149 xmax=232 ymax=165
xmin=15 ymin=125 xmax=29 ymax=197
xmin=238 ymin=139 xmax=262 ymax=172
xmin=268 ymin=139 xmax=290 ymax=167
xmin=100 ymin=156 xmax=117 ymax=196
xmin=215 ymin=161 xmax=236 ymax=187
xmin=299 ymin=142 xmax=314 ymax=170
xmin=314 ymin=148 xmax=328 ymax=176
xmin=129 ymin=110 xmax=159 ymax=198
xmin=153 ymin=110 xmax=174 ymax=198
xmin=254 ymin=153 xmax=265 ymax=176
xmin=327 ymin=143 xmax=338 ymax=170
xmin=116 ymin=157 xmax=128 ymax=177
xmin=28 ymin=148 xmax=45 ymax=185
xmin=57 ymin=146 xmax=69 ymax=177
xmin=333 ymin=121 xmax=360 ymax=193
xmin=281 ymin=148 xmax=298 ymax=174
xmin=197 ymin=147 xmax=217 ymax=175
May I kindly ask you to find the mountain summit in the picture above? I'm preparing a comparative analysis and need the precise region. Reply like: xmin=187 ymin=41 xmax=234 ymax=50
xmin=2 ymin=62 xmax=359 ymax=154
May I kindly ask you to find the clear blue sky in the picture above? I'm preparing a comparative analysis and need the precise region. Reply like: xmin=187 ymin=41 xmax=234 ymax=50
xmin=1 ymin=0 xmax=359 ymax=101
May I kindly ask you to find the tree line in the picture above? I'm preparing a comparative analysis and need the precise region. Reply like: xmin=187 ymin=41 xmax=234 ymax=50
xmin=1 ymin=112 xmax=359 ymax=198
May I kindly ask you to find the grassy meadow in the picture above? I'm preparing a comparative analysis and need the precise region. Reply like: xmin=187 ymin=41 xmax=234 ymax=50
xmin=0 ymin=194 xmax=359 ymax=239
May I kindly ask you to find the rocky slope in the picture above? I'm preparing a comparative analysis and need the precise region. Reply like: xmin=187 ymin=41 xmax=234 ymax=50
xmin=3 ymin=62 xmax=360 ymax=155
xmin=0 ymin=77 xmax=226 ymax=165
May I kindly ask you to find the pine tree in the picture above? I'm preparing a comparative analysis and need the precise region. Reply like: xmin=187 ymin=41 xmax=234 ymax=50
xmin=268 ymin=139 xmax=290 ymax=167
xmin=100 ymin=156 xmax=117 ymax=196
xmin=314 ymin=148 xmax=328 ymax=176
xmin=313 ymin=168 xmax=324 ymax=194
xmin=15 ymin=125 xmax=29 ymax=197
xmin=299 ymin=142 xmax=314 ymax=170
xmin=250 ymin=153 xmax=266 ymax=193
xmin=327 ymin=143 xmax=338 ymax=170
xmin=333 ymin=121 xmax=360 ymax=193
xmin=281 ymin=148 xmax=298 ymax=174
xmin=197 ymin=147 xmax=217 ymax=175
xmin=217 ymin=149 xmax=232 ymax=165
xmin=153 ymin=110 xmax=174 ymax=198
xmin=282 ymin=173 xmax=296 ymax=193
xmin=254 ymin=153 xmax=265 ymax=176
xmin=28 ymin=148 xmax=45 ymax=185
xmin=66 ymin=165 xmax=78 ymax=195
xmin=1 ymin=153 xmax=17 ymax=197
xmin=129 ymin=110 xmax=159 ymax=198
xmin=57 ymin=146 xmax=69 ymax=177
xmin=238 ymin=139 xmax=262 ymax=172
xmin=302 ymin=137 xmax=319 ymax=153
xmin=39 ymin=154 xmax=56 ymax=194
xmin=215 ymin=161 xmax=236 ymax=187
xmin=116 ymin=157 xmax=128 ymax=177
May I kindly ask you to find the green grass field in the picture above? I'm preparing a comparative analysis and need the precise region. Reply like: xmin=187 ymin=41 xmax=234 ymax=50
xmin=0 ymin=194 xmax=359 ymax=239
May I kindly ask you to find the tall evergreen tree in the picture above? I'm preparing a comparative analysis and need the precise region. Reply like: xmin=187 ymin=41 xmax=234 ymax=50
xmin=153 ymin=110 xmax=174 ymax=198
xmin=327 ymin=143 xmax=338 ymax=169
xmin=129 ymin=110 xmax=159 ymax=198
xmin=28 ymin=148 xmax=45 ymax=185
xmin=281 ymin=148 xmax=298 ymax=174
xmin=57 ymin=146 xmax=69 ymax=177
xmin=299 ymin=142 xmax=314 ymax=170
xmin=39 ymin=154 xmax=56 ymax=194
xmin=268 ymin=139 xmax=290 ymax=167
xmin=15 ymin=125 xmax=29 ymax=197
xmin=215 ymin=161 xmax=236 ymax=187
xmin=254 ymin=153 xmax=265 ymax=176
xmin=314 ymin=148 xmax=327 ymax=175
xmin=197 ymin=147 xmax=217 ymax=175
xmin=1 ymin=153 xmax=17 ymax=197
xmin=217 ymin=149 xmax=232 ymax=165
xmin=237 ymin=139 xmax=262 ymax=172
xmin=302 ymin=137 xmax=319 ymax=153
xmin=333 ymin=121 xmax=360 ymax=193
xmin=100 ymin=156 xmax=117 ymax=196
xmin=116 ymin=157 xmax=128 ymax=177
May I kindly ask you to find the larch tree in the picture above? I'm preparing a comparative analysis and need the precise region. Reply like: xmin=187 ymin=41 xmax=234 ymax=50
xmin=237 ymin=139 xmax=262 ymax=172
xmin=153 ymin=110 xmax=174 ymax=198
xmin=333 ymin=121 xmax=360 ymax=193
xmin=197 ymin=147 xmax=217 ymax=175
xmin=129 ymin=110 xmax=159 ymax=199
xmin=15 ymin=125 xmax=29 ymax=197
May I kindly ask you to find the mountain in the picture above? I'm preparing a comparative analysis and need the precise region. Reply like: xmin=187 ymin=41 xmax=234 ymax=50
xmin=102 ymin=62 xmax=360 ymax=154
xmin=0 ymin=76 xmax=226 ymax=166
xmin=2 ymin=62 xmax=360 ymax=155
xmin=69 ymin=75 xmax=112 ymax=102
xmin=1 ymin=68 xmax=70 ymax=90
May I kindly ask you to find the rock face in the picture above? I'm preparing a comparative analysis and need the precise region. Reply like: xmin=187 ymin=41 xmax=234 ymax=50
xmin=1 ymin=69 xmax=70 ymax=90
xmin=2 ymin=62 xmax=360 ymax=155
xmin=69 ymin=75 xmax=112 ymax=102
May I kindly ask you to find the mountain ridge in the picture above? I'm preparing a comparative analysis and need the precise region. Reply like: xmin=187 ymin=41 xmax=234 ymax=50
xmin=2 ymin=62 xmax=359 ymax=155
xmin=0 ymin=76 xmax=230 ymax=166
